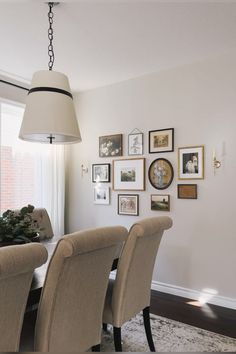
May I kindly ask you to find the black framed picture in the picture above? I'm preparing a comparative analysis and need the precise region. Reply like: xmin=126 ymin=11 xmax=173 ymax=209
xmin=148 ymin=158 xmax=174 ymax=190
xmin=99 ymin=134 xmax=123 ymax=157
xmin=149 ymin=128 xmax=174 ymax=153
xmin=118 ymin=194 xmax=139 ymax=216
xmin=92 ymin=164 xmax=110 ymax=183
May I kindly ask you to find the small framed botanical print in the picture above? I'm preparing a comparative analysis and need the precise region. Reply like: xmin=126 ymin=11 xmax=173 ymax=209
xmin=113 ymin=158 xmax=145 ymax=191
xmin=128 ymin=132 xmax=143 ymax=155
xmin=94 ymin=186 xmax=110 ymax=204
xmin=149 ymin=128 xmax=174 ymax=153
xmin=118 ymin=194 xmax=139 ymax=216
xmin=151 ymin=194 xmax=170 ymax=211
xmin=178 ymin=184 xmax=197 ymax=199
xmin=148 ymin=158 xmax=174 ymax=190
xmin=92 ymin=164 xmax=110 ymax=183
xmin=178 ymin=146 xmax=204 ymax=179
xmin=99 ymin=134 xmax=122 ymax=157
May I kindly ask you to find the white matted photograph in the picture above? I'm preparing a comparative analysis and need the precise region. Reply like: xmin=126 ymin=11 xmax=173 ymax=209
xmin=93 ymin=186 xmax=110 ymax=204
xmin=113 ymin=158 xmax=145 ymax=191
xmin=118 ymin=194 xmax=139 ymax=216
xmin=178 ymin=146 xmax=204 ymax=180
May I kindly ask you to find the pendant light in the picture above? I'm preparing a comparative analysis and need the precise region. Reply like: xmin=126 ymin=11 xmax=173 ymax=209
xmin=19 ymin=2 xmax=81 ymax=144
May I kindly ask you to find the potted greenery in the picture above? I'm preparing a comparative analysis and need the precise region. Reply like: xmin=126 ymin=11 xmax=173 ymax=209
xmin=0 ymin=204 xmax=40 ymax=246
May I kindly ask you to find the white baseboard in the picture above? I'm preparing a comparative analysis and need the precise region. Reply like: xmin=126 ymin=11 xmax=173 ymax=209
xmin=110 ymin=272 xmax=236 ymax=310
xmin=152 ymin=280 xmax=236 ymax=310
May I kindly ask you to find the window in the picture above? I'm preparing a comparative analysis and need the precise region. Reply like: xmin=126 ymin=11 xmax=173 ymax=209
xmin=0 ymin=100 xmax=65 ymax=236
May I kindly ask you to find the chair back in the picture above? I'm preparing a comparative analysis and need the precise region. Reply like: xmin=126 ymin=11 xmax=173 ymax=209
xmin=34 ymin=226 xmax=128 ymax=352
xmin=111 ymin=216 xmax=173 ymax=327
xmin=0 ymin=243 xmax=48 ymax=351
xmin=31 ymin=208 xmax=54 ymax=240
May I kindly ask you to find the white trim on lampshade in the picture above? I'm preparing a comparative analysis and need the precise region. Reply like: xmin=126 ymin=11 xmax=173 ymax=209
xmin=19 ymin=70 xmax=81 ymax=144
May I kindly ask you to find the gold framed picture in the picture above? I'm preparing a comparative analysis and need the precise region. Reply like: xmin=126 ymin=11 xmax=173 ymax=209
xmin=177 ymin=184 xmax=197 ymax=199
xmin=178 ymin=146 xmax=204 ymax=179
xmin=113 ymin=158 xmax=145 ymax=191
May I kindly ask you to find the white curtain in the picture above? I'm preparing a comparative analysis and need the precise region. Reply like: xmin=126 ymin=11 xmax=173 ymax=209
xmin=0 ymin=101 xmax=65 ymax=238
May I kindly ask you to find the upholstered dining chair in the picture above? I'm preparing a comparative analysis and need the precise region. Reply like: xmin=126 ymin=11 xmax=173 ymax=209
xmin=0 ymin=243 xmax=48 ymax=352
xmin=102 ymin=216 xmax=173 ymax=352
xmin=34 ymin=225 xmax=128 ymax=352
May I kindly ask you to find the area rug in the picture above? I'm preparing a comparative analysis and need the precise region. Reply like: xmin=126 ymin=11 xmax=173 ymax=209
xmin=101 ymin=313 xmax=236 ymax=352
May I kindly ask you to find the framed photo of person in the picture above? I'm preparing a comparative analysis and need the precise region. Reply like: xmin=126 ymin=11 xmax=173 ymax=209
xmin=113 ymin=158 xmax=145 ymax=191
xmin=128 ymin=132 xmax=143 ymax=155
xmin=92 ymin=163 xmax=110 ymax=183
xmin=149 ymin=128 xmax=174 ymax=153
xmin=148 ymin=158 xmax=174 ymax=190
xmin=177 ymin=184 xmax=197 ymax=199
xmin=178 ymin=146 xmax=204 ymax=179
xmin=94 ymin=186 xmax=110 ymax=204
xmin=99 ymin=134 xmax=122 ymax=157
xmin=118 ymin=194 xmax=139 ymax=216
xmin=151 ymin=194 xmax=170 ymax=211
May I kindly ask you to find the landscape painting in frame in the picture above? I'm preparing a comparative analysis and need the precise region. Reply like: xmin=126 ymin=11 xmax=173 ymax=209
xmin=99 ymin=134 xmax=122 ymax=157
xmin=94 ymin=186 xmax=110 ymax=204
xmin=151 ymin=194 xmax=170 ymax=211
xmin=118 ymin=194 xmax=139 ymax=216
xmin=113 ymin=158 xmax=145 ymax=191
xmin=128 ymin=132 xmax=143 ymax=155
xmin=92 ymin=164 xmax=110 ymax=183
xmin=178 ymin=146 xmax=204 ymax=179
xmin=149 ymin=128 xmax=174 ymax=153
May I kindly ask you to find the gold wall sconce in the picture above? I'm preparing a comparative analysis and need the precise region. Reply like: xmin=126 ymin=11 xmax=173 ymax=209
xmin=213 ymin=149 xmax=221 ymax=174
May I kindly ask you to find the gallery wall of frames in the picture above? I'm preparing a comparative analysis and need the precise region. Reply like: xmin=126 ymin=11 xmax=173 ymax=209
xmin=92 ymin=128 xmax=204 ymax=216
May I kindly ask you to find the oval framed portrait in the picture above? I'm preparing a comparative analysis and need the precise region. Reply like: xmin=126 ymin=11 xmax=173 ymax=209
xmin=148 ymin=158 xmax=174 ymax=190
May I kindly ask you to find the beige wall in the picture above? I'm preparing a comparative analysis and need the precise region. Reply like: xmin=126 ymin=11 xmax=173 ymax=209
xmin=66 ymin=53 xmax=236 ymax=306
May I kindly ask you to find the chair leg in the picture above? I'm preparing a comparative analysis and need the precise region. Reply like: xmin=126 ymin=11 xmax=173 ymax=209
xmin=103 ymin=323 xmax=108 ymax=331
xmin=113 ymin=326 xmax=122 ymax=351
xmin=92 ymin=344 xmax=100 ymax=351
xmin=143 ymin=306 xmax=156 ymax=352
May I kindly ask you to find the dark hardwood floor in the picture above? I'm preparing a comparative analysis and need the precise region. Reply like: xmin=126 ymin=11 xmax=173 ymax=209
xmin=150 ymin=290 xmax=236 ymax=339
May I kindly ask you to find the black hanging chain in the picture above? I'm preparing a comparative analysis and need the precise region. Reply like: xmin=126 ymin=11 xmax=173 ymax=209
xmin=48 ymin=2 xmax=55 ymax=71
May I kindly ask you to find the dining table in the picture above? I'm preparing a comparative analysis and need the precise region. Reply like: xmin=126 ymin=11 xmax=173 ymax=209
xmin=26 ymin=240 xmax=119 ymax=311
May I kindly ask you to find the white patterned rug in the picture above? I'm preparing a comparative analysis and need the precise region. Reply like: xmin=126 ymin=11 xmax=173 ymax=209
xmin=101 ymin=313 xmax=236 ymax=352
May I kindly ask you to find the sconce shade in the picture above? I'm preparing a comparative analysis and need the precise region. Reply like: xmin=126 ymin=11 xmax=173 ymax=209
xmin=19 ymin=70 xmax=81 ymax=144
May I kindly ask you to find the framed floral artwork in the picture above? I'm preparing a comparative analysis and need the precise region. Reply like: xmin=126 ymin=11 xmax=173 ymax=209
xmin=128 ymin=132 xmax=143 ymax=155
xmin=148 ymin=158 xmax=174 ymax=190
xmin=99 ymin=134 xmax=122 ymax=157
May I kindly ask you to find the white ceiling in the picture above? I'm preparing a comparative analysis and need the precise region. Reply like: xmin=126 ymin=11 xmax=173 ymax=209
xmin=0 ymin=1 xmax=236 ymax=91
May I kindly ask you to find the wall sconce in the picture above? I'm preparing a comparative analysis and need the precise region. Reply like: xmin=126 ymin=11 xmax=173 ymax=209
xmin=213 ymin=149 xmax=221 ymax=174
xmin=81 ymin=164 xmax=88 ymax=177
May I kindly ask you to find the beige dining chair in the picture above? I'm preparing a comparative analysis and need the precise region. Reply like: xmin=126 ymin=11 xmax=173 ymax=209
xmin=0 ymin=243 xmax=48 ymax=352
xmin=102 ymin=216 xmax=173 ymax=352
xmin=34 ymin=225 xmax=128 ymax=352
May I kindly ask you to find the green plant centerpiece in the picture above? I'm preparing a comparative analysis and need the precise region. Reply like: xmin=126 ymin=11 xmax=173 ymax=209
xmin=0 ymin=204 xmax=40 ymax=245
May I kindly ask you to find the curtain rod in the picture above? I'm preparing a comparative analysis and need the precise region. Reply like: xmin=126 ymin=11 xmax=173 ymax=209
xmin=0 ymin=79 xmax=29 ymax=92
